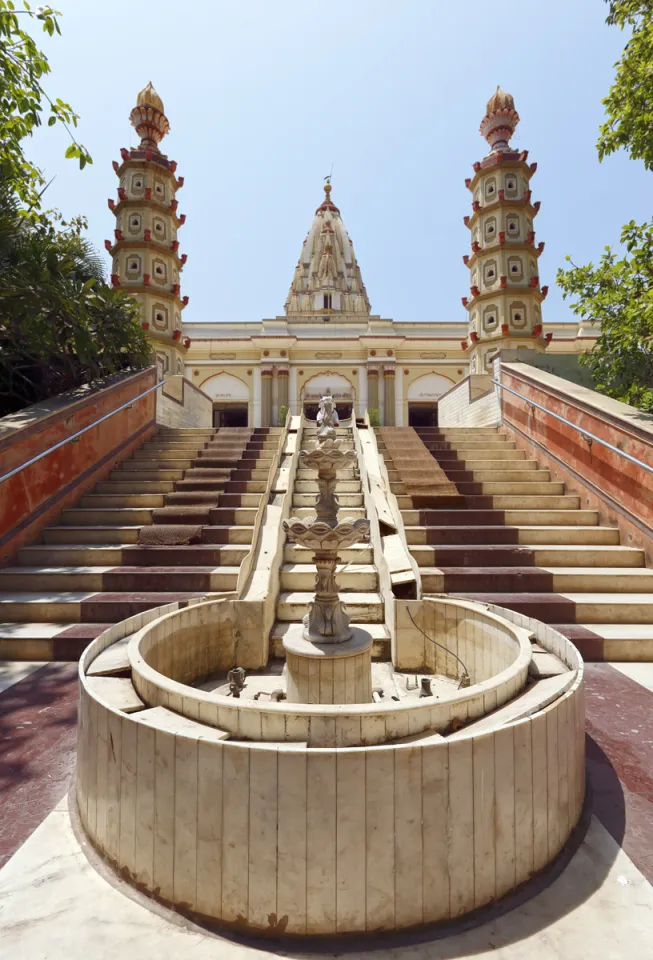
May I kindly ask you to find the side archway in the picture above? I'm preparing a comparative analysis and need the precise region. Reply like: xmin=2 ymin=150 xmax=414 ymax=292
xmin=199 ymin=371 xmax=250 ymax=428
xmin=406 ymin=372 xmax=454 ymax=428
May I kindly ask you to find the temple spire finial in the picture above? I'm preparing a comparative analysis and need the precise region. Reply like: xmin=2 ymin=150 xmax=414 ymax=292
xmin=130 ymin=81 xmax=170 ymax=151
xmin=480 ymin=85 xmax=519 ymax=154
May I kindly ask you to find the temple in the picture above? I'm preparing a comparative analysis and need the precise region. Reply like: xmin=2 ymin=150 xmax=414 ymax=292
xmin=106 ymin=83 xmax=597 ymax=428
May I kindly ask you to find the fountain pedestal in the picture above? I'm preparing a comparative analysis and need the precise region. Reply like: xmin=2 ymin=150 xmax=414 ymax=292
xmin=284 ymin=627 xmax=373 ymax=704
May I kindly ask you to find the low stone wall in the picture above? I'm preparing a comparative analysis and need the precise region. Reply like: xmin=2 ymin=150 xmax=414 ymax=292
xmin=156 ymin=375 xmax=213 ymax=428
xmin=438 ymin=373 xmax=501 ymax=428
xmin=125 ymin=597 xmax=534 ymax=746
xmin=500 ymin=362 xmax=653 ymax=559
xmin=77 ymin=604 xmax=584 ymax=935
xmin=0 ymin=367 xmax=157 ymax=563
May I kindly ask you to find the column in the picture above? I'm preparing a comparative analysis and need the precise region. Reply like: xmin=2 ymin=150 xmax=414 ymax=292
xmin=395 ymin=366 xmax=404 ymax=427
xmin=277 ymin=367 xmax=289 ymax=424
xmin=358 ymin=367 xmax=368 ymax=418
xmin=253 ymin=367 xmax=262 ymax=427
xmin=383 ymin=367 xmax=395 ymax=426
xmin=289 ymin=365 xmax=299 ymax=414
xmin=367 ymin=366 xmax=379 ymax=418
xmin=261 ymin=367 xmax=273 ymax=427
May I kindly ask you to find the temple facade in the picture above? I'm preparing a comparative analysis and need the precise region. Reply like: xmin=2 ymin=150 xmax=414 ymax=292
xmin=107 ymin=84 xmax=597 ymax=428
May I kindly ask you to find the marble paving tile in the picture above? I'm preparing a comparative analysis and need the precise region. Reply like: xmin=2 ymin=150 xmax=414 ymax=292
xmin=0 ymin=802 xmax=652 ymax=959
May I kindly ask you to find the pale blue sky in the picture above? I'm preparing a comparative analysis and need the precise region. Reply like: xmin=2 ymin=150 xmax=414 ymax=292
xmin=28 ymin=0 xmax=649 ymax=325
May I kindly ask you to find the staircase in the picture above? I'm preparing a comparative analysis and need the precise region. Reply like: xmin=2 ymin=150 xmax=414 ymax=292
xmin=270 ymin=423 xmax=390 ymax=659
xmin=378 ymin=425 xmax=653 ymax=661
xmin=0 ymin=426 xmax=281 ymax=660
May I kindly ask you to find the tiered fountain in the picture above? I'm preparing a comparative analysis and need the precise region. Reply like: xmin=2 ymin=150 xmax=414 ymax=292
xmin=75 ymin=397 xmax=585 ymax=937
xmin=283 ymin=394 xmax=372 ymax=703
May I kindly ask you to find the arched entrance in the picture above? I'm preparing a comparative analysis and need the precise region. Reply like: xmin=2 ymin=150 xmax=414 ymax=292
xmin=406 ymin=373 xmax=454 ymax=427
xmin=302 ymin=372 xmax=355 ymax=421
xmin=200 ymin=372 xmax=250 ymax=428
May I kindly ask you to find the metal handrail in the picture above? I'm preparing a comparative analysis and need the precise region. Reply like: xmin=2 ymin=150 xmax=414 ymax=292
xmin=0 ymin=377 xmax=165 ymax=486
xmin=492 ymin=378 xmax=653 ymax=477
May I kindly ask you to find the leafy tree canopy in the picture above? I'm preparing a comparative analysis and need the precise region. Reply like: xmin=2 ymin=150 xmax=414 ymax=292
xmin=0 ymin=2 xmax=91 ymax=209
xmin=557 ymin=0 xmax=653 ymax=412
xmin=598 ymin=0 xmax=653 ymax=168
xmin=0 ymin=4 xmax=151 ymax=415
xmin=557 ymin=222 xmax=653 ymax=411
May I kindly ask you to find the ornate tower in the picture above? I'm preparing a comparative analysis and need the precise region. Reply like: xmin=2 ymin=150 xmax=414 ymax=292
xmin=106 ymin=82 xmax=189 ymax=377
xmin=462 ymin=88 xmax=549 ymax=373
xmin=285 ymin=181 xmax=371 ymax=320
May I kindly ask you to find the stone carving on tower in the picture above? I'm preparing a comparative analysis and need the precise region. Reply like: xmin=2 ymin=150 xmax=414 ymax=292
xmin=462 ymin=87 xmax=549 ymax=373
xmin=284 ymin=180 xmax=371 ymax=319
xmin=106 ymin=82 xmax=189 ymax=377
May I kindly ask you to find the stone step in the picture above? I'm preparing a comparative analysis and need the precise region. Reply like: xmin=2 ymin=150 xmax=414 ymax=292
xmin=81 ymin=493 xmax=166 ymax=508
xmin=17 ymin=543 xmax=249 ymax=567
xmin=443 ymin=469 xmax=551 ymax=483
xmin=110 ymin=468 xmax=186 ymax=482
xmin=297 ymin=471 xmax=359 ymax=482
xmin=409 ymin=544 xmax=644 ymax=568
xmin=0 ymin=621 xmax=110 ymax=661
xmin=96 ymin=481 xmax=176 ymax=494
xmin=0 ymin=565 xmax=240 ymax=593
xmin=269 ymin=620 xmax=390 ymax=660
xmin=41 ymin=524 xmax=252 ymax=545
xmin=289 ymin=506 xmax=366 ymax=521
xmin=452 ymin=592 xmax=653 ymax=624
xmin=395 ymin=481 xmax=564 ymax=498
xmin=279 ymin=563 xmax=379 ymax=592
xmin=276 ymin=591 xmax=385 ymax=623
xmin=417 ymin=429 xmax=501 ymax=437
xmin=208 ymin=507 xmax=258 ymax=525
xmin=294 ymin=480 xmax=361 ymax=493
xmin=283 ymin=542 xmax=373 ymax=564
xmin=0 ymin=592 xmax=204 ymax=622
xmin=61 ymin=507 xmax=153 ymax=526
xmin=421 ymin=440 xmax=516 ymax=451
xmin=403 ymin=525 xmax=620 ymax=545
xmin=426 ymin=449 xmax=526 ymax=461
xmin=291 ymin=492 xmax=363 ymax=508
xmin=554 ymin=623 xmax=653 ymax=661
xmin=122 ymin=458 xmax=195 ymax=470
xmin=421 ymin=566 xmax=653 ymax=593
xmin=400 ymin=507 xmax=590 ymax=527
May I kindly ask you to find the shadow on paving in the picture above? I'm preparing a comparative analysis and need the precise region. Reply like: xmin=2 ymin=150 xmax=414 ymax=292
xmin=0 ymin=663 xmax=78 ymax=866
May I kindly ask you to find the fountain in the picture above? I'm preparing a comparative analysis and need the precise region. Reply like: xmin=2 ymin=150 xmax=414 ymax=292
xmin=282 ymin=393 xmax=373 ymax=702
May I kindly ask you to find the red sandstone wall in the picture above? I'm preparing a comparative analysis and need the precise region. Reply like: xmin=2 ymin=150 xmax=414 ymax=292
xmin=0 ymin=368 xmax=158 ymax=564
xmin=500 ymin=363 xmax=653 ymax=560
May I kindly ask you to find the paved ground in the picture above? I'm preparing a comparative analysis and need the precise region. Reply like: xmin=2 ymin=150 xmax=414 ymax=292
xmin=0 ymin=660 xmax=652 ymax=959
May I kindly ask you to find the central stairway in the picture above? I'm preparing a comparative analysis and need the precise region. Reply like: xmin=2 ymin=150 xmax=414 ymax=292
xmin=378 ymin=425 xmax=653 ymax=661
xmin=270 ymin=422 xmax=390 ymax=659
xmin=0 ymin=427 xmax=281 ymax=660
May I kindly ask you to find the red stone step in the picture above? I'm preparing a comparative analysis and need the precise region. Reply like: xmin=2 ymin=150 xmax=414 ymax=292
xmin=79 ymin=592 xmax=203 ymax=621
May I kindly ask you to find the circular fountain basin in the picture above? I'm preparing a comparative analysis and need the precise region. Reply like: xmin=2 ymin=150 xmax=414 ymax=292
xmin=77 ymin=595 xmax=584 ymax=937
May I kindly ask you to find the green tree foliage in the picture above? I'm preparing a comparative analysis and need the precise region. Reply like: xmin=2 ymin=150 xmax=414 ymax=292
xmin=598 ymin=1 xmax=653 ymax=169
xmin=0 ymin=4 xmax=151 ymax=415
xmin=0 ymin=190 xmax=152 ymax=415
xmin=556 ymin=0 xmax=653 ymax=411
xmin=0 ymin=2 xmax=92 ymax=209
xmin=557 ymin=222 xmax=653 ymax=411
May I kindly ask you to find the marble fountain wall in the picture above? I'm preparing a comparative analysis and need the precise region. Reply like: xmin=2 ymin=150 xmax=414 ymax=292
xmin=76 ymin=594 xmax=585 ymax=936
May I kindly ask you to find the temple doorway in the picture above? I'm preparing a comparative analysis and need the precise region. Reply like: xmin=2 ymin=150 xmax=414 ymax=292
xmin=408 ymin=403 xmax=438 ymax=427
xmin=301 ymin=371 xmax=355 ymax=422
xmin=212 ymin=403 xmax=248 ymax=428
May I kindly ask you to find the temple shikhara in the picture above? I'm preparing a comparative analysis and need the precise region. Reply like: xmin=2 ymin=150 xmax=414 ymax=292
xmin=107 ymin=83 xmax=597 ymax=427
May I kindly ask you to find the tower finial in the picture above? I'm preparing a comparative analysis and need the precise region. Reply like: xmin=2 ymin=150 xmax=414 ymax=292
xmin=480 ymin=86 xmax=519 ymax=153
xmin=130 ymin=82 xmax=170 ymax=151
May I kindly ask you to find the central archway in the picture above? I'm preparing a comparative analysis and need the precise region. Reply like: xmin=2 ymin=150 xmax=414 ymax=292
xmin=301 ymin=371 xmax=355 ymax=421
